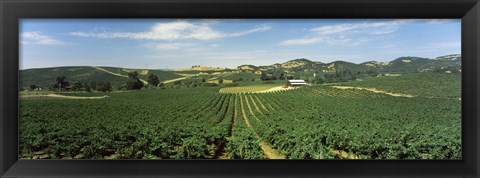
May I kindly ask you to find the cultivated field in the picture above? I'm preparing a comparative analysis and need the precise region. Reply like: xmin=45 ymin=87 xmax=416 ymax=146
xmin=19 ymin=73 xmax=461 ymax=159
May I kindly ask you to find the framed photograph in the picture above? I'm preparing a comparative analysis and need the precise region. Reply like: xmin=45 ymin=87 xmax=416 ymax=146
xmin=1 ymin=0 xmax=479 ymax=177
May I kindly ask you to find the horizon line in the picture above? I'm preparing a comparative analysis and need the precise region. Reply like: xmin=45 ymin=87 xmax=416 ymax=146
xmin=20 ymin=53 xmax=461 ymax=70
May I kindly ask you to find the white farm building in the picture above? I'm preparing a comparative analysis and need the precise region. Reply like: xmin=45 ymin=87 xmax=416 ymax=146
xmin=286 ymin=80 xmax=308 ymax=87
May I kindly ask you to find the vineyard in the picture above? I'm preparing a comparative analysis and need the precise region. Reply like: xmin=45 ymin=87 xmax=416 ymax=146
xmin=219 ymin=85 xmax=297 ymax=94
xmin=19 ymin=73 xmax=461 ymax=159
xmin=339 ymin=73 xmax=461 ymax=99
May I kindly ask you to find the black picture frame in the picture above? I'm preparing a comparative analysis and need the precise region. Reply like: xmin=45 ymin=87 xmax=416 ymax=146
xmin=1 ymin=0 xmax=479 ymax=177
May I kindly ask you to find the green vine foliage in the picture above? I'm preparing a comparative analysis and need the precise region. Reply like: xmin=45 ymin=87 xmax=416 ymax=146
xmin=19 ymin=73 xmax=461 ymax=159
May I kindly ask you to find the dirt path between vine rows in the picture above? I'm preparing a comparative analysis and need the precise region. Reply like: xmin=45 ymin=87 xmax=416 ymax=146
xmin=216 ymin=94 xmax=229 ymax=115
xmin=239 ymin=96 xmax=286 ymax=159
xmin=217 ymin=96 xmax=237 ymax=159
xmin=249 ymin=95 xmax=264 ymax=114
xmin=332 ymin=86 xmax=414 ymax=97
xmin=230 ymin=95 xmax=237 ymax=137
xmin=330 ymin=149 xmax=358 ymax=159
xmin=243 ymin=95 xmax=261 ymax=123
xmin=253 ymin=95 xmax=269 ymax=112
xmin=244 ymin=95 xmax=357 ymax=159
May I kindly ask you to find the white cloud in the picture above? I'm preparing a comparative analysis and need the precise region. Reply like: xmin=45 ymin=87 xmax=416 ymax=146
xmin=370 ymin=27 xmax=396 ymax=35
xmin=430 ymin=41 xmax=461 ymax=49
xmin=70 ymin=21 xmax=223 ymax=40
xmin=228 ymin=24 xmax=271 ymax=37
xmin=311 ymin=24 xmax=359 ymax=34
xmin=310 ymin=20 xmax=405 ymax=35
xmin=69 ymin=21 xmax=271 ymax=41
xmin=280 ymin=36 xmax=370 ymax=46
xmin=21 ymin=32 xmax=64 ymax=45
xmin=280 ymin=37 xmax=323 ymax=46
xmin=280 ymin=20 xmax=416 ymax=46
xmin=145 ymin=42 xmax=192 ymax=50
xmin=427 ymin=19 xmax=459 ymax=24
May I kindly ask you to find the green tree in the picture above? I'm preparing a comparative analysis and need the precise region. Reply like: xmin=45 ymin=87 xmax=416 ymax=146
xmin=312 ymin=75 xmax=325 ymax=84
xmin=90 ymin=81 xmax=97 ymax=90
xmin=158 ymin=83 xmax=166 ymax=89
xmin=100 ymin=82 xmax=112 ymax=92
xmin=29 ymin=84 xmax=37 ymax=91
xmin=126 ymin=71 xmax=144 ymax=90
xmin=273 ymin=70 xmax=285 ymax=80
xmin=128 ymin=71 xmax=138 ymax=78
xmin=84 ymin=82 xmax=92 ymax=92
xmin=55 ymin=76 xmax=70 ymax=90
xmin=174 ymin=80 xmax=182 ymax=85
xmin=148 ymin=74 xmax=160 ymax=87
xmin=72 ymin=81 xmax=83 ymax=91
xmin=218 ymin=78 xmax=223 ymax=84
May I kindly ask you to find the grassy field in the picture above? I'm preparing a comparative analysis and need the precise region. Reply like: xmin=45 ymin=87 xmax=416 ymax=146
xmin=19 ymin=72 xmax=461 ymax=159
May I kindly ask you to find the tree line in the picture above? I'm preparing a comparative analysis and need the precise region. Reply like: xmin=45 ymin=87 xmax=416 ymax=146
xmin=258 ymin=69 xmax=379 ymax=84
xmin=28 ymin=71 xmax=163 ymax=92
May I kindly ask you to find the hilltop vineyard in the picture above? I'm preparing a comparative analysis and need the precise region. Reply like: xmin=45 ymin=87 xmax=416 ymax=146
xmin=18 ymin=73 xmax=461 ymax=159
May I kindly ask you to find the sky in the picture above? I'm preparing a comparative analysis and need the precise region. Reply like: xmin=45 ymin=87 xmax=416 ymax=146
xmin=20 ymin=19 xmax=461 ymax=70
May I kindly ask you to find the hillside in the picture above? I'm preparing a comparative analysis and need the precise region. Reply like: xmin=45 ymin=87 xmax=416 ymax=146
xmin=322 ymin=61 xmax=365 ymax=72
xmin=253 ymin=55 xmax=460 ymax=74
xmin=125 ymin=55 xmax=460 ymax=80
xmin=339 ymin=72 xmax=461 ymax=98
xmin=20 ymin=66 xmax=182 ymax=90
xmin=237 ymin=65 xmax=260 ymax=71
xmin=216 ymin=72 xmax=261 ymax=81
xmin=177 ymin=65 xmax=225 ymax=71
xmin=435 ymin=54 xmax=461 ymax=61
xmin=20 ymin=54 xmax=461 ymax=90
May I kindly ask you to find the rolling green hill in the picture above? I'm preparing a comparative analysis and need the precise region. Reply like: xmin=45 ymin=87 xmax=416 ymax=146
xmin=323 ymin=61 xmax=366 ymax=72
xmin=20 ymin=54 xmax=461 ymax=90
xmin=20 ymin=66 xmax=182 ymax=90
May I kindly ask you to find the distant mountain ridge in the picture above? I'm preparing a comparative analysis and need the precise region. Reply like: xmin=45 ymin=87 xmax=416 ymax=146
xmin=435 ymin=54 xmax=461 ymax=61
xmin=236 ymin=54 xmax=461 ymax=74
